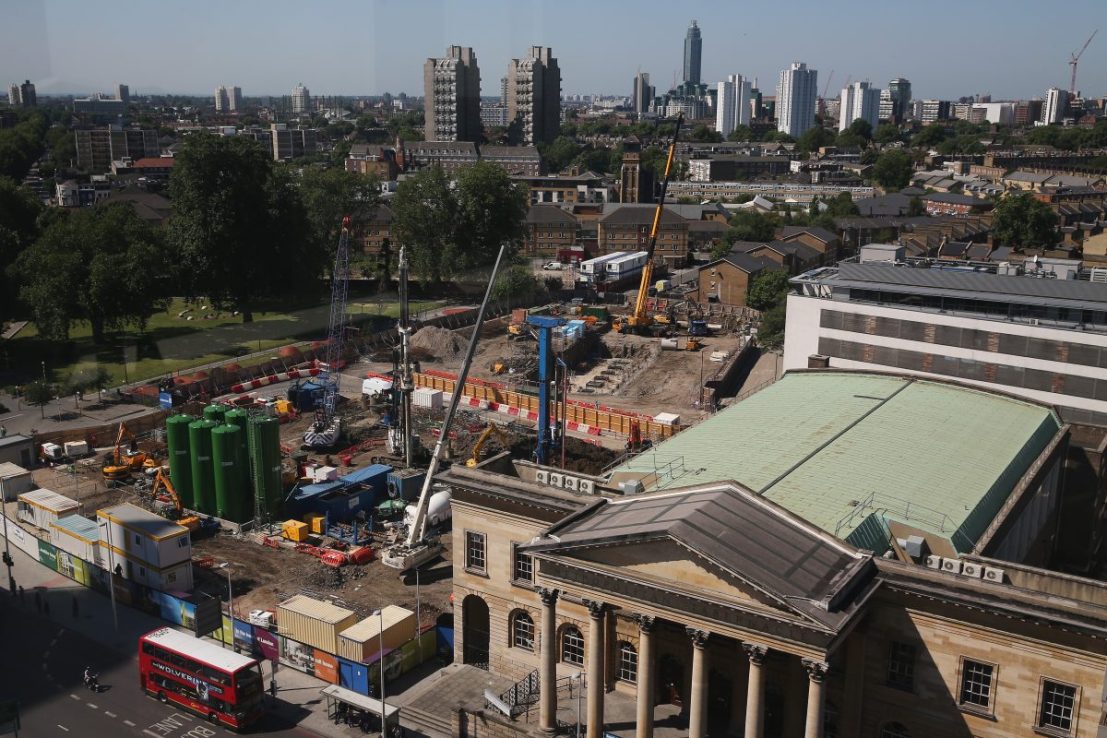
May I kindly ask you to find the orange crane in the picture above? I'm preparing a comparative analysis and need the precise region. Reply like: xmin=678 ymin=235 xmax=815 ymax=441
xmin=149 ymin=468 xmax=200 ymax=531
xmin=102 ymin=422 xmax=157 ymax=480
xmin=614 ymin=114 xmax=684 ymax=335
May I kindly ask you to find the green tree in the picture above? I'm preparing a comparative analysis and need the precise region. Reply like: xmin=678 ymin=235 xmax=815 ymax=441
xmin=168 ymin=133 xmax=317 ymax=322
xmin=689 ymin=124 xmax=723 ymax=143
xmin=0 ymin=113 xmax=47 ymax=181
xmin=726 ymin=124 xmax=753 ymax=142
xmin=23 ymin=380 xmax=53 ymax=419
xmin=872 ymin=149 xmax=914 ymax=190
xmin=747 ymin=270 xmax=790 ymax=311
xmin=758 ymin=301 xmax=787 ymax=348
xmin=390 ymin=166 xmax=458 ymax=282
xmin=907 ymin=197 xmax=927 ymax=217
xmin=727 ymin=210 xmax=777 ymax=243
xmin=797 ymin=126 xmax=834 ymax=153
xmin=824 ymin=192 xmax=860 ymax=218
xmin=845 ymin=119 xmax=873 ymax=141
xmin=0 ymin=176 xmax=43 ymax=315
xmin=541 ymin=136 xmax=582 ymax=173
xmin=874 ymin=123 xmax=901 ymax=145
xmin=992 ymin=193 xmax=1058 ymax=250
xmin=454 ymin=160 xmax=528 ymax=269
xmin=492 ymin=264 xmax=542 ymax=302
xmin=298 ymin=167 xmax=381 ymax=257
xmin=912 ymin=123 xmax=947 ymax=147
xmin=14 ymin=203 xmax=164 ymax=342
xmin=761 ymin=131 xmax=796 ymax=144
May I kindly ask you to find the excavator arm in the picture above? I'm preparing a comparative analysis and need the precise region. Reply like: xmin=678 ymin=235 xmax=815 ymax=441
xmin=466 ymin=424 xmax=511 ymax=467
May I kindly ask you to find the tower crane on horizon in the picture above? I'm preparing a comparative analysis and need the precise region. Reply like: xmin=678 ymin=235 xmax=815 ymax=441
xmin=1069 ymin=29 xmax=1098 ymax=96
xmin=821 ymin=70 xmax=835 ymax=99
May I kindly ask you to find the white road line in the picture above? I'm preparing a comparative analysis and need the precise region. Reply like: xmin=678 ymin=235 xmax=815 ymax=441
xmin=177 ymin=712 xmax=194 ymax=721
xmin=104 ymin=711 xmax=116 ymax=718
xmin=143 ymin=730 xmax=161 ymax=738
xmin=69 ymin=694 xmax=80 ymax=700
xmin=86 ymin=702 xmax=98 ymax=709
xmin=57 ymin=726 xmax=70 ymax=732
xmin=124 ymin=719 xmax=136 ymax=726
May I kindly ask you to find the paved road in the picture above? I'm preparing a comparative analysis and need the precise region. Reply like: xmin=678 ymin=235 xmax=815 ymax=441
xmin=0 ymin=599 xmax=318 ymax=737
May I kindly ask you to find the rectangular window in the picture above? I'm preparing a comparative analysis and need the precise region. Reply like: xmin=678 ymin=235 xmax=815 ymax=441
xmin=1037 ymin=679 xmax=1077 ymax=734
xmin=887 ymin=641 xmax=916 ymax=691
xmin=512 ymin=544 xmax=533 ymax=585
xmin=464 ymin=531 xmax=486 ymax=573
xmin=958 ymin=658 xmax=994 ymax=712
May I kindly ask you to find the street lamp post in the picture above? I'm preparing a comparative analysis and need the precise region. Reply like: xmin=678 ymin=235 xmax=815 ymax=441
xmin=1 ymin=496 xmax=15 ymax=593
xmin=378 ymin=606 xmax=388 ymax=731
xmin=98 ymin=518 xmax=119 ymax=633
xmin=219 ymin=563 xmax=235 ymax=651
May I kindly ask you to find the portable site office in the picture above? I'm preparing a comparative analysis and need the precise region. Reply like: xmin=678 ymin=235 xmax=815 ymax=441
xmin=17 ymin=488 xmax=78 ymax=530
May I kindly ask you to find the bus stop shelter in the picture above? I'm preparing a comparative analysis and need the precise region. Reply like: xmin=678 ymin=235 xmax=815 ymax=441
xmin=320 ymin=684 xmax=401 ymax=733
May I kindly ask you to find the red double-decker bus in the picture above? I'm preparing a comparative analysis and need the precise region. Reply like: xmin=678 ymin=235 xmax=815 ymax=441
xmin=139 ymin=627 xmax=265 ymax=731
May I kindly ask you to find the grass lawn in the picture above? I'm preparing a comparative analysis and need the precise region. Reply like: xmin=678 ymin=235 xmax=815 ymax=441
xmin=2 ymin=296 xmax=446 ymax=389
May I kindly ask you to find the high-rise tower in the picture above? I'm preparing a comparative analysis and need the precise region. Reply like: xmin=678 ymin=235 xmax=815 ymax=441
xmin=776 ymin=62 xmax=817 ymax=137
xmin=839 ymin=81 xmax=881 ymax=132
xmin=507 ymin=46 xmax=561 ymax=146
xmin=683 ymin=21 xmax=702 ymax=85
xmin=716 ymin=74 xmax=752 ymax=138
xmin=291 ymin=83 xmax=310 ymax=114
xmin=424 ymin=46 xmax=481 ymax=142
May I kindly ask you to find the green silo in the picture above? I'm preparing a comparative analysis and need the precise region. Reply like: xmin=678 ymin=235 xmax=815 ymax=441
xmin=203 ymin=404 xmax=226 ymax=424
xmin=165 ymin=414 xmax=195 ymax=508
xmin=212 ymin=424 xmax=247 ymax=522
xmin=224 ymin=408 xmax=249 ymax=437
xmin=188 ymin=419 xmax=219 ymax=515
xmin=248 ymin=415 xmax=283 ymax=521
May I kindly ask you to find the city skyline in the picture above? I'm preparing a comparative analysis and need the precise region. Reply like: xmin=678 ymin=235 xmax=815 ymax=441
xmin=2 ymin=0 xmax=1105 ymax=102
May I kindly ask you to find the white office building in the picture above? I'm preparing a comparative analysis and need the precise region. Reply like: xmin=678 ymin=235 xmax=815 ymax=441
xmin=292 ymin=83 xmax=310 ymax=114
xmin=715 ymin=74 xmax=752 ymax=138
xmin=229 ymin=86 xmax=243 ymax=112
xmin=784 ymin=253 xmax=1107 ymax=426
xmin=1043 ymin=87 xmax=1068 ymax=124
xmin=838 ymin=81 xmax=881 ymax=132
xmin=214 ymin=85 xmax=229 ymax=112
xmin=776 ymin=62 xmax=817 ymax=137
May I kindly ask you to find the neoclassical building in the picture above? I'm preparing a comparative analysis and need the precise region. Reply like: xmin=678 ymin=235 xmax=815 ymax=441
xmin=446 ymin=372 xmax=1107 ymax=737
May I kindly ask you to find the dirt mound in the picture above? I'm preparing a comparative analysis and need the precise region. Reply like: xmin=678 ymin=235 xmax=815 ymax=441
xmin=410 ymin=325 xmax=464 ymax=361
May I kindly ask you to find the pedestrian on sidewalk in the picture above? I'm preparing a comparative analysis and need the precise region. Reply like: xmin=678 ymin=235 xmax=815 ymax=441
xmin=72 ymin=596 xmax=79 ymax=619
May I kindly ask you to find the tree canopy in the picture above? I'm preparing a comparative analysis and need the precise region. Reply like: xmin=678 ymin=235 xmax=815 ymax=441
xmin=992 ymin=193 xmax=1058 ymax=251
xmin=167 ymin=133 xmax=317 ymax=321
xmin=13 ymin=202 xmax=165 ymax=342
xmin=297 ymin=167 xmax=381 ymax=260
xmin=747 ymin=270 xmax=790 ymax=312
xmin=872 ymin=149 xmax=914 ymax=190
xmin=389 ymin=166 xmax=457 ymax=282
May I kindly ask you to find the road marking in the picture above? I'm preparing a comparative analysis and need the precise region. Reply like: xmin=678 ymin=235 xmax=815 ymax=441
xmin=50 ymin=637 xmax=59 ymax=646
xmin=69 ymin=694 xmax=80 ymax=700
xmin=105 ymin=711 xmax=116 ymax=718
xmin=57 ymin=726 xmax=70 ymax=732
xmin=87 ymin=702 xmax=98 ymax=709
xmin=124 ymin=719 xmax=136 ymax=726
xmin=144 ymin=730 xmax=161 ymax=738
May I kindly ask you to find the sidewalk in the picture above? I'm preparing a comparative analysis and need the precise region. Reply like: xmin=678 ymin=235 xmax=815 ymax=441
xmin=0 ymin=523 xmax=364 ymax=737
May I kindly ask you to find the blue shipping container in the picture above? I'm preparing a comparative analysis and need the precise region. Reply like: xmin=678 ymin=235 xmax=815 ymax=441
xmin=339 ymin=657 xmax=370 ymax=695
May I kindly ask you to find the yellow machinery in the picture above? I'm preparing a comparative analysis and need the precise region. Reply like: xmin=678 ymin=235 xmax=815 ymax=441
xmin=466 ymin=424 xmax=512 ymax=467
xmin=149 ymin=468 xmax=200 ymax=531
xmin=614 ymin=114 xmax=684 ymax=334
xmin=102 ymin=422 xmax=158 ymax=480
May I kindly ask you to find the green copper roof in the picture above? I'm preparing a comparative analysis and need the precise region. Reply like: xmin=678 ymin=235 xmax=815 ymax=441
xmin=613 ymin=372 xmax=1062 ymax=552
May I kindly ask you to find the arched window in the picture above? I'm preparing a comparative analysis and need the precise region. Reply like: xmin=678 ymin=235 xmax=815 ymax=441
xmin=511 ymin=611 xmax=534 ymax=651
xmin=561 ymin=626 xmax=584 ymax=665
xmin=617 ymin=641 xmax=637 ymax=683
xmin=880 ymin=722 xmax=910 ymax=738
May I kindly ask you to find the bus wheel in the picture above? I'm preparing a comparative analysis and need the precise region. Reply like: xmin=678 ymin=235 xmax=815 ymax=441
xmin=208 ymin=713 xmax=218 ymax=725
xmin=158 ymin=692 xmax=167 ymax=704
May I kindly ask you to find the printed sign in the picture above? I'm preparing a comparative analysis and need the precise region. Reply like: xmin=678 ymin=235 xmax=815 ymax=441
xmin=254 ymin=627 xmax=279 ymax=662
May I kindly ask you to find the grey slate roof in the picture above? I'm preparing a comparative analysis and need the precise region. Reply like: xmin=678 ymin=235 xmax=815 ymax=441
xmin=600 ymin=206 xmax=686 ymax=225
xmin=834 ymin=262 xmax=1107 ymax=308
xmin=526 ymin=482 xmax=875 ymax=630
xmin=778 ymin=225 xmax=837 ymax=244
xmin=526 ymin=204 xmax=578 ymax=225
xmin=711 ymin=252 xmax=779 ymax=273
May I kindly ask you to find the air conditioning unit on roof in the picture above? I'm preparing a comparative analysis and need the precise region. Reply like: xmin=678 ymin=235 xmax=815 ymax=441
xmin=925 ymin=554 xmax=942 ymax=569
xmin=941 ymin=557 xmax=963 ymax=574
xmin=534 ymin=470 xmax=549 ymax=484
xmin=983 ymin=567 xmax=1005 ymax=583
xmin=962 ymin=562 xmax=983 ymax=578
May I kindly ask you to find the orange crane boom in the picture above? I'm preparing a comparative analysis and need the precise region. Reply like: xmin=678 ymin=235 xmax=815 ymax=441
xmin=622 ymin=114 xmax=684 ymax=333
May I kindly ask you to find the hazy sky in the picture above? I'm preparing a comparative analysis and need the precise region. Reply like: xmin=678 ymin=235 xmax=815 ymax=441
xmin=2 ymin=0 xmax=1104 ymax=101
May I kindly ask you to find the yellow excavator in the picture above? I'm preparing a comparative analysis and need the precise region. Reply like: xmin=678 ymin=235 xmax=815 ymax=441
xmin=613 ymin=114 xmax=684 ymax=335
xmin=149 ymin=468 xmax=200 ymax=531
xmin=466 ymin=424 xmax=512 ymax=467
xmin=102 ymin=422 xmax=158 ymax=481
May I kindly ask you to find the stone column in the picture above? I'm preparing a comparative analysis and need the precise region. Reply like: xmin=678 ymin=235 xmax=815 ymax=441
xmin=538 ymin=587 xmax=559 ymax=734
xmin=687 ymin=629 xmax=710 ymax=738
xmin=802 ymin=659 xmax=829 ymax=738
xmin=743 ymin=643 xmax=768 ymax=738
xmin=584 ymin=599 xmax=606 ymax=738
xmin=634 ymin=615 xmax=656 ymax=738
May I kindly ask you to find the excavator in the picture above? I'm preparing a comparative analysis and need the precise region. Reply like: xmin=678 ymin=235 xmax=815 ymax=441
xmin=466 ymin=423 xmax=512 ymax=467
xmin=613 ymin=114 xmax=684 ymax=335
xmin=101 ymin=422 xmax=158 ymax=481
xmin=148 ymin=468 xmax=200 ymax=532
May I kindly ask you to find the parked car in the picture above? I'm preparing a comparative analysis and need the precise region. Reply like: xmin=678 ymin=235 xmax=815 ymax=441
xmin=543 ymin=261 xmax=563 ymax=271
